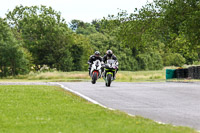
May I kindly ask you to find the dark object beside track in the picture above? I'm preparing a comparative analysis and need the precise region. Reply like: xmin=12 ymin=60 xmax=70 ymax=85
xmin=167 ymin=66 xmax=200 ymax=79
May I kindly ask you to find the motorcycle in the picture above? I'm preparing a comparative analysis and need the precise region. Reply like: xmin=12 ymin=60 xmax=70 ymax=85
xmin=90 ymin=60 xmax=102 ymax=84
xmin=102 ymin=59 xmax=118 ymax=87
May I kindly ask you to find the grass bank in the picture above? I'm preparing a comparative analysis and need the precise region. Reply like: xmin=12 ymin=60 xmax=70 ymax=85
xmin=0 ymin=70 xmax=166 ymax=82
xmin=1 ymin=67 xmax=200 ymax=82
xmin=0 ymin=85 xmax=197 ymax=133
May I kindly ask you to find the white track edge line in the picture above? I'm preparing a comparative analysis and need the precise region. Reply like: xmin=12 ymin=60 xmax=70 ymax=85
xmin=57 ymin=83 xmax=200 ymax=132
xmin=56 ymin=83 xmax=114 ymax=110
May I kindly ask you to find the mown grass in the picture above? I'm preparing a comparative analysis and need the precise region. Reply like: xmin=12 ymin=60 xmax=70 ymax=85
xmin=0 ymin=85 xmax=197 ymax=133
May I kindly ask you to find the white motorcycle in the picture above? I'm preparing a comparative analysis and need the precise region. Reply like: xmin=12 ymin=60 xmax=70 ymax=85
xmin=90 ymin=60 xmax=102 ymax=84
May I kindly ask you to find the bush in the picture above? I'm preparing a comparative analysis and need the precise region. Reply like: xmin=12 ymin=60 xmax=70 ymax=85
xmin=137 ymin=52 xmax=163 ymax=70
xmin=193 ymin=61 xmax=200 ymax=65
xmin=163 ymin=53 xmax=186 ymax=67
xmin=118 ymin=55 xmax=139 ymax=71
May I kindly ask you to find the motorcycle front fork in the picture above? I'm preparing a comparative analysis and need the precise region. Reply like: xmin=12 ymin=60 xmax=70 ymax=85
xmin=102 ymin=71 xmax=116 ymax=80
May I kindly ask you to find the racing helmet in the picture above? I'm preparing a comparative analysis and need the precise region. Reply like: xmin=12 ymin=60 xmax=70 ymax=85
xmin=94 ymin=51 xmax=100 ymax=57
xmin=106 ymin=50 xmax=113 ymax=57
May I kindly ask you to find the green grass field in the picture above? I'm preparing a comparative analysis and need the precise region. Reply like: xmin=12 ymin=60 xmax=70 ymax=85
xmin=0 ymin=85 xmax=197 ymax=133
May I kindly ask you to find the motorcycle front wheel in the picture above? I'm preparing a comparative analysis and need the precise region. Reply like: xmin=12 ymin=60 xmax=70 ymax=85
xmin=92 ymin=72 xmax=98 ymax=84
xmin=106 ymin=74 xmax=112 ymax=87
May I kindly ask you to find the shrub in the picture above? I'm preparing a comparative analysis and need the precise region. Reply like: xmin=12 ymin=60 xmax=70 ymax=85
xmin=163 ymin=53 xmax=186 ymax=67
xmin=137 ymin=52 xmax=163 ymax=70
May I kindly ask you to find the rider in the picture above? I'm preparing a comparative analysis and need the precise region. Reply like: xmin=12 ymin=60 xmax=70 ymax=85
xmin=103 ymin=50 xmax=117 ymax=63
xmin=102 ymin=50 xmax=118 ymax=78
xmin=88 ymin=51 xmax=103 ymax=75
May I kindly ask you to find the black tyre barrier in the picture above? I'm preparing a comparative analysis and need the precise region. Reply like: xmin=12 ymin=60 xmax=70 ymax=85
xmin=186 ymin=66 xmax=200 ymax=79
xmin=184 ymin=68 xmax=189 ymax=78
xmin=188 ymin=67 xmax=194 ymax=79
xmin=166 ymin=66 xmax=200 ymax=79
xmin=194 ymin=67 xmax=198 ymax=79
xmin=175 ymin=69 xmax=188 ymax=79
xmin=175 ymin=69 xmax=184 ymax=79
xmin=197 ymin=66 xmax=200 ymax=79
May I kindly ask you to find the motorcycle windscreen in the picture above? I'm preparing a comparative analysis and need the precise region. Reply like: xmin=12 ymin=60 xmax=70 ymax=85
xmin=107 ymin=59 xmax=115 ymax=64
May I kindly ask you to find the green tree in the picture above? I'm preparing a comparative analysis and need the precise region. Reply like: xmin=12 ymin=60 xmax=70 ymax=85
xmin=100 ymin=0 xmax=200 ymax=68
xmin=70 ymin=19 xmax=97 ymax=35
xmin=71 ymin=34 xmax=93 ymax=71
xmin=154 ymin=0 xmax=200 ymax=63
xmin=0 ymin=18 xmax=30 ymax=77
xmin=6 ymin=5 xmax=74 ymax=71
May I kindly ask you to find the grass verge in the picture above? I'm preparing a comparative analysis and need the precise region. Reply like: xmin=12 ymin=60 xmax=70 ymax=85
xmin=0 ymin=85 xmax=197 ymax=133
xmin=1 ymin=70 xmax=200 ymax=82
xmin=0 ymin=70 xmax=166 ymax=82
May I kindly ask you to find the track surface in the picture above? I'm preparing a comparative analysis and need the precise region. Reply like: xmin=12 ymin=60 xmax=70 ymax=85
xmin=59 ymin=82 xmax=200 ymax=130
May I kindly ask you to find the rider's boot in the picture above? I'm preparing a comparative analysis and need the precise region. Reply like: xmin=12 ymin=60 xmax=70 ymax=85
xmin=103 ymin=71 xmax=106 ymax=78
xmin=88 ymin=68 xmax=91 ymax=76
xmin=101 ymin=71 xmax=104 ymax=77
xmin=113 ymin=72 xmax=116 ymax=80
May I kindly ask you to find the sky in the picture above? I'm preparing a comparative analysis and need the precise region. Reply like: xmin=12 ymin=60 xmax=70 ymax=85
xmin=0 ymin=0 xmax=154 ymax=23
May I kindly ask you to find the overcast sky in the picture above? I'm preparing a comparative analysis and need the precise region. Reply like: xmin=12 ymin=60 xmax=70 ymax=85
xmin=0 ymin=0 xmax=154 ymax=23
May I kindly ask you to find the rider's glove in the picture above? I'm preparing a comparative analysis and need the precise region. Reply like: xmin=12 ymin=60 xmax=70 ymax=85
xmin=116 ymin=62 xmax=119 ymax=66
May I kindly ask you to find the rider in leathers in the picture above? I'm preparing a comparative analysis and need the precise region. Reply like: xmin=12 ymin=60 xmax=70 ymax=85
xmin=102 ymin=50 xmax=118 ymax=78
xmin=88 ymin=51 xmax=103 ymax=75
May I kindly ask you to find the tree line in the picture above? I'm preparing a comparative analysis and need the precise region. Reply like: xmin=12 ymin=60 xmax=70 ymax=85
xmin=0 ymin=0 xmax=200 ymax=77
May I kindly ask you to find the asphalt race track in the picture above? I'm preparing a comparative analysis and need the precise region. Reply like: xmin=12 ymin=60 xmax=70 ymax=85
xmin=59 ymin=82 xmax=200 ymax=130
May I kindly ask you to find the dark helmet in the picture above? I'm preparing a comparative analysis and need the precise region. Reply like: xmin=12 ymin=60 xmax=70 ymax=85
xmin=94 ymin=51 xmax=100 ymax=57
xmin=106 ymin=50 xmax=113 ymax=57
